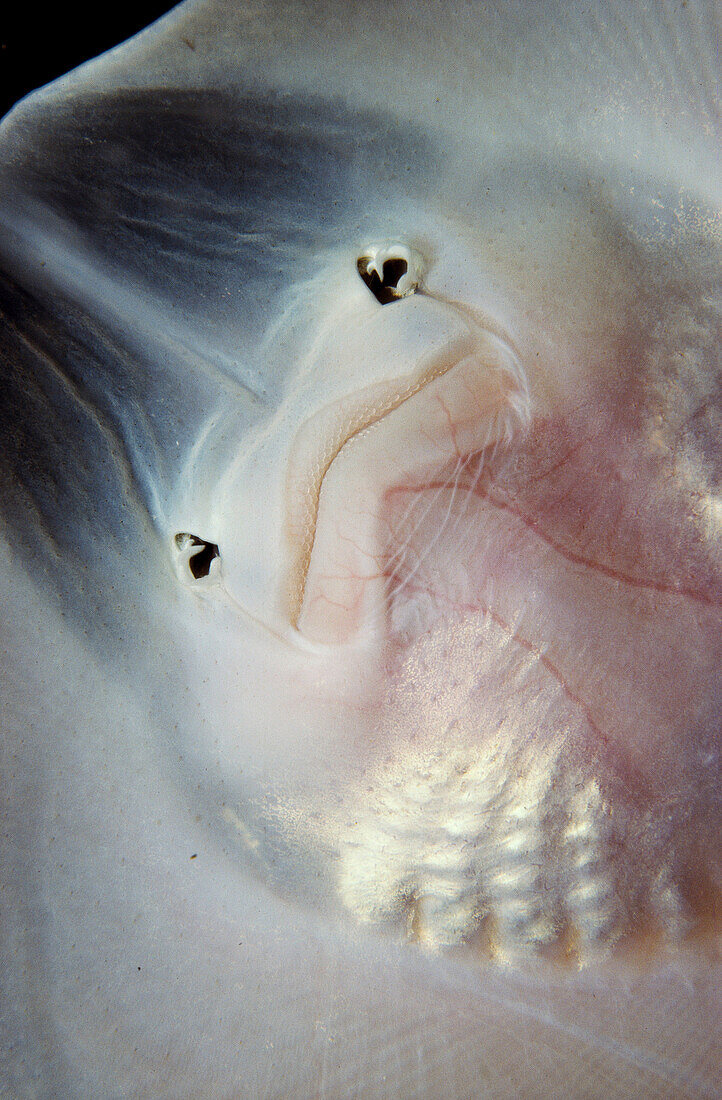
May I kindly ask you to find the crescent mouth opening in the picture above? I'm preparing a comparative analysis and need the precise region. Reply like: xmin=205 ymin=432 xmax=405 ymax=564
xmin=286 ymin=328 xmax=529 ymax=647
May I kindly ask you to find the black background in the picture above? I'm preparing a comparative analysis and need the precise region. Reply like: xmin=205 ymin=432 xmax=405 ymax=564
xmin=1 ymin=4 xmax=178 ymax=120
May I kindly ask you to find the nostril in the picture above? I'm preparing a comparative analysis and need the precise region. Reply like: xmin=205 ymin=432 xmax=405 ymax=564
xmin=357 ymin=244 xmax=422 ymax=305
xmin=174 ymin=533 xmax=220 ymax=581
xmin=357 ymin=255 xmax=399 ymax=305
xmin=381 ymin=257 xmax=408 ymax=289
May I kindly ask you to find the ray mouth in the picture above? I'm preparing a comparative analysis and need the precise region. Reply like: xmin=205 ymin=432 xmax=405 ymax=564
xmin=284 ymin=335 xmax=476 ymax=624
xmin=284 ymin=324 xmax=528 ymax=644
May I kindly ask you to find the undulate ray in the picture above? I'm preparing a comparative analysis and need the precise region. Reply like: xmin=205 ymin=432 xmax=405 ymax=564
xmin=0 ymin=1 xmax=720 ymax=1098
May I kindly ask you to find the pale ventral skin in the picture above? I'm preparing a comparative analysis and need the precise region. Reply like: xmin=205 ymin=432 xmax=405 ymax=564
xmin=0 ymin=1 xmax=719 ymax=1098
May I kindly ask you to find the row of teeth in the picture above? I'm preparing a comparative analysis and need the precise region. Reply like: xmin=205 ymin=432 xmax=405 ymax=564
xmin=336 ymin=732 xmax=690 ymax=963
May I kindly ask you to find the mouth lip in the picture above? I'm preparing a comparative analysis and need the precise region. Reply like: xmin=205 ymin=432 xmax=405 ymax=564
xmin=283 ymin=337 xmax=468 ymax=623
xmin=284 ymin=320 xmax=525 ymax=634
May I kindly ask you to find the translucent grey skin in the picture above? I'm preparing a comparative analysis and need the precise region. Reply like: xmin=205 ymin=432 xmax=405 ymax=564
xmin=0 ymin=2 xmax=720 ymax=1097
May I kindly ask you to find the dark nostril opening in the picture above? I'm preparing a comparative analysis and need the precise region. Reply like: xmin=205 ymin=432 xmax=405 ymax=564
xmin=174 ymin=533 xmax=220 ymax=580
xmin=357 ymin=254 xmax=412 ymax=305
xmin=381 ymin=257 xmax=408 ymax=289
xmin=188 ymin=541 xmax=219 ymax=580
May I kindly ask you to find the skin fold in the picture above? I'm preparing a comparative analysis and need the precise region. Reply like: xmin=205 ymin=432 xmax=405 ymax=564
xmin=0 ymin=1 xmax=719 ymax=1096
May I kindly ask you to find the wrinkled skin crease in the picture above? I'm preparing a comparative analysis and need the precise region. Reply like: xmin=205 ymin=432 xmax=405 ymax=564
xmin=0 ymin=1 xmax=720 ymax=1098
